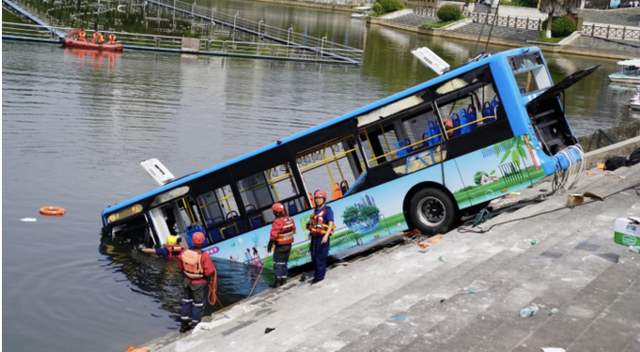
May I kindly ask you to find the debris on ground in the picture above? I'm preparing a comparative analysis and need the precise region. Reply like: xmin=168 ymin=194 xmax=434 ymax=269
xmin=391 ymin=314 xmax=407 ymax=321
xmin=20 ymin=217 xmax=37 ymax=222
xmin=529 ymin=239 xmax=540 ymax=246
xmin=548 ymin=307 xmax=559 ymax=316
xmin=126 ymin=346 xmax=150 ymax=352
xmin=438 ymin=255 xmax=447 ymax=262
xmin=519 ymin=303 xmax=540 ymax=318
xmin=417 ymin=234 xmax=445 ymax=252
xmin=540 ymin=348 xmax=566 ymax=352
xmin=264 ymin=327 xmax=275 ymax=334
xmin=628 ymin=246 xmax=640 ymax=254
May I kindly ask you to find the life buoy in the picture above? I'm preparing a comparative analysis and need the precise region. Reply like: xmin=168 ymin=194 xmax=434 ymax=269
xmin=39 ymin=206 xmax=66 ymax=216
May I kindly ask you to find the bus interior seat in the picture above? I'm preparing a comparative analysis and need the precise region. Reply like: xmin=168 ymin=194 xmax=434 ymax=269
xmin=209 ymin=227 xmax=223 ymax=243
xmin=339 ymin=180 xmax=349 ymax=195
xmin=287 ymin=202 xmax=297 ymax=216
xmin=244 ymin=205 xmax=264 ymax=229
xmin=424 ymin=120 xmax=442 ymax=148
xmin=450 ymin=112 xmax=460 ymax=137
xmin=395 ymin=138 xmax=411 ymax=157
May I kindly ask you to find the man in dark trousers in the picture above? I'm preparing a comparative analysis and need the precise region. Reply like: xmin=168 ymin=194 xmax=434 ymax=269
xmin=306 ymin=190 xmax=335 ymax=284
xmin=268 ymin=202 xmax=296 ymax=288
xmin=177 ymin=232 xmax=216 ymax=333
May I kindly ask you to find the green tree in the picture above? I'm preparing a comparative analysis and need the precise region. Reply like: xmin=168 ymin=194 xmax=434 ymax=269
xmin=359 ymin=205 xmax=380 ymax=220
xmin=342 ymin=206 xmax=359 ymax=224
xmin=494 ymin=137 xmax=528 ymax=169
xmin=538 ymin=0 xmax=581 ymax=38
xmin=474 ymin=171 xmax=488 ymax=185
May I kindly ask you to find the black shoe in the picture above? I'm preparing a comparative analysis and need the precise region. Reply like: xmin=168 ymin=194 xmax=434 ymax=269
xmin=280 ymin=278 xmax=287 ymax=286
xmin=179 ymin=322 xmax=191 ymax=333
xmin=310 ymin=278 xmax=324 ymax=285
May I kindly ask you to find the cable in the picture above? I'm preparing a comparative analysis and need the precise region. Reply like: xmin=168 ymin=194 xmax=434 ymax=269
xmin=458 ymin=182 xmax=640 ymax=234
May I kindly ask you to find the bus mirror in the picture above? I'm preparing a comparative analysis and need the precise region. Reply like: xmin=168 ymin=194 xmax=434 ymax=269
xmin=411 ymin=47 xmax=450 ymax=76
xmin=140 ymin=158 xmax=176 ymax=186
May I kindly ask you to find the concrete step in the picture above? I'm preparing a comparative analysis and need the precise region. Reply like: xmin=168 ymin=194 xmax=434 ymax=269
xmin=378 ymin=193 xmax=635 ymax=352
xmin=287 ymin=238 xmax=505 ymax=351
xmin=464 ymin=196 xmax=640 ymax=352
xmin=335 ymin=209 xmax=583 ymax=352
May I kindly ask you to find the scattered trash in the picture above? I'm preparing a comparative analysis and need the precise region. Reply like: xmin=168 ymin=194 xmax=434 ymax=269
xmin=438 ymin=255 xmax=447 ymax=263
xmin=530 ymin=239 xmax=539 ymax=246
xmin=467 ymin=287 xmax=477 ymax=294
xmin=391 ymin=314 xmax=407 ymax=321
xmin=519 ymin=303 xmax=539 ymax=318
xmin=20 ymin=217 xmax=37 ymax=222
xmin=596 ymin=161 xmax=605 ymax=170
xmin=614 ymin=217 xmax=640 ymax=248
xmin=548 ymin=307 xmax=559 ymax=316
xmin=439 ymin=298 xmax=446 ymax=303
xmin=540 ymin=348 xmax=565 ymax=352
xmin=264 ymin=327 xmax=275 ymax=334
xmin=567 ymin=192 xmax=604 ymax=208
xmin=629 ymin=246 xmax=640 ymax=254
xmin=417 ymin=241 xmax=431 ymax=252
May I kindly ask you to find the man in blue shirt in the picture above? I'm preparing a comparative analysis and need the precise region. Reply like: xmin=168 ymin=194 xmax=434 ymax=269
xmin=306 ymin=189 xmax=335 ymax=284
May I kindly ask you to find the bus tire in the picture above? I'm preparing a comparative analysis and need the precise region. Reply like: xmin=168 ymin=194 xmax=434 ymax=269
xmin=408 ymin=187 xmax=456 ymax=235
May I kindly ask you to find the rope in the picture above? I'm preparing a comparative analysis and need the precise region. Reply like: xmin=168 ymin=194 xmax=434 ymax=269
xmin=246 ymin=264 xmax=265 ymax=298
xmin=207 ymin=269 xmax=224 ymax=308
xmin=458 ymin=183 xmax=640 ymax=234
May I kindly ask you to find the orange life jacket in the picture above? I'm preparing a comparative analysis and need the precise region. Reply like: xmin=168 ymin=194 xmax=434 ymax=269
xmin=274 ymin=217 xmax=295 ymax=245
xmin=308 ymin=209 xmax=332 ymax=236
xmin=182 ymin=249 xmax=204 ymax=279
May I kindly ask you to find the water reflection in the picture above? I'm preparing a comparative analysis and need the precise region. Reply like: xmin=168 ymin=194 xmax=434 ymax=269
xmin=98 ymin=239 xmax=273 ymax=322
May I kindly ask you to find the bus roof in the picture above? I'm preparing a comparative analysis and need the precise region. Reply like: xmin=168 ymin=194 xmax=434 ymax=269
xmin=102 ymin=47 xmax=539 ymax=217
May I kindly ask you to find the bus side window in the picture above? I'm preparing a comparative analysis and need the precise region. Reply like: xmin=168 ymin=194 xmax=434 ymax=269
xmin=237 ymin=162 xmax=308 ymax=228
xmin=296 ymin=136 xmax=364 ymax=201
xmin=196 ymin=185 xmax=240 ymax=243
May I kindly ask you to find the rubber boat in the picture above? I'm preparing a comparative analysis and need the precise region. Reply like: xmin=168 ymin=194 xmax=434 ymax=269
xmin=63 ymin=37 xmax=124 ymax=52
xmin=609 ymin=59 xmax=640 ymax=85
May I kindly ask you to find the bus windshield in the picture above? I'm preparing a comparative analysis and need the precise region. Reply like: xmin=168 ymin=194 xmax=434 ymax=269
xmin=509 ymin=51 xmax=552 ymax=96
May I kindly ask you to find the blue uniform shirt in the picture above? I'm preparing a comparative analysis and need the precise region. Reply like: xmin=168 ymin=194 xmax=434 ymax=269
xmin=315 ymin=205 xmax=334 ymax=223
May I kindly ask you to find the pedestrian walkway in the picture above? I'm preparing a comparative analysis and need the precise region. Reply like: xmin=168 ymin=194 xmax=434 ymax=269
xmin=453 ymin=22 xmax=539 ymax=42
xmin=147 ymin=162 xmax=640 ymax=352
xmin=579 ymin=8 xmax=640 ymax=27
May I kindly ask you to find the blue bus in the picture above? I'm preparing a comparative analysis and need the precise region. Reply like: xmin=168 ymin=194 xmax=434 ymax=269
xmin=101 ymin=47 xmax=594 ymax=268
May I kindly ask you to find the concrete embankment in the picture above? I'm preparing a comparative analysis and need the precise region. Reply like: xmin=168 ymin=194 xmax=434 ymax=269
xmin=255 ymin=0 xmax=358 ymax=12
xmin=145 ymin=145 xmax=640 ymax=351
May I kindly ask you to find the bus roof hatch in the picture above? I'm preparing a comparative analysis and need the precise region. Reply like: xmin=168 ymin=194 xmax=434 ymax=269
xmin=140 ymin=158 xmax=176 ymax=186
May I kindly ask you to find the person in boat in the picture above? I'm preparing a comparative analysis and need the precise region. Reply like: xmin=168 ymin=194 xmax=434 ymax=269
xmin=306 ymin=190 xmax=335 ymax=284
xmin=177 ymin=232 xmax=216 ymax=333
xmin=139 ymin=234 xmax=183 ymax=259
xmin=267 ymin=202 xmax=296 ymax=288
xmin=108 ymin=33 xmax=117 ymax=44
xmin=92 ymin=31 xmax=105 ymax=44
xmin=78 ymin=29 xmax=87 ymax=42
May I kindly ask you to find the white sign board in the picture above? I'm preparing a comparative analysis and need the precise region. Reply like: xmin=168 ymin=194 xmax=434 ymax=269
xmin=140 ymin=158 xmax=175 ymax=186
xmin=411 ymin=47 xmax=450 ymax=76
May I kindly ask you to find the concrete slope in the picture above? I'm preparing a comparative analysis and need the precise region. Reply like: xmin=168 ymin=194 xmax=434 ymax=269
xmin=151 ymin=164 xmax=640 ymax=352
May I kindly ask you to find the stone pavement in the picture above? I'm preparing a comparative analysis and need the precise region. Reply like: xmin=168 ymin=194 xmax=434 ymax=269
xmin=568 ymin=36 xmax=640 ymax=57
xmin=149 ymin=164 xmax=640 ymax=352
xmin=579 ymin=8 xmax=640 ymax=27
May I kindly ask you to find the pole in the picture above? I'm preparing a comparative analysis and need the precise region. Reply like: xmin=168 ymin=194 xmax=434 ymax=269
xmin=232 ymin=11 xmax=238 ymax=43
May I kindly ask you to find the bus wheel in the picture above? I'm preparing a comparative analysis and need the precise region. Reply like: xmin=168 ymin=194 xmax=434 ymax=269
xmin=408 ymin=188 xmax=456 ymax=235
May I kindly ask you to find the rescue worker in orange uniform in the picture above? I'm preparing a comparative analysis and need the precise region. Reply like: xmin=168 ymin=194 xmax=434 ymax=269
xmin=177 ymin=232 xmax=215 ymax=332
xmin=108 ymin=33 xmax=117 ymax=44
xmin=268 ymin=202 xmax=296 ymax=288
xmin=78 ymin=29 xmax=87 ymax=41
xmin=306 ymin=190 xmax=335 ymax=284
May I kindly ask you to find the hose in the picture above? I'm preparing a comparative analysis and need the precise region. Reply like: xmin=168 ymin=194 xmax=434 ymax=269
xmin=207 ymin=270 xmax=223 ymax=308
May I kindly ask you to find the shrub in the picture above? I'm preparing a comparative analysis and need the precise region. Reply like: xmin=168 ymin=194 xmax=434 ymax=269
xmin=371 ymin=0 xmax=404 ymax=16
xmin=437 ymin=4 xmax=462 ymax=22
xmin=542 ymin=15 xmax=577 ymax=38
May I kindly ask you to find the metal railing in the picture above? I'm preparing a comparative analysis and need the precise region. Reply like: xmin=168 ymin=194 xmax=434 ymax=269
xmin=581 ymin=22 xmax=640 ymax=42
xmin=2 ymin=21 xmax=360 ymax=64
xmin=145 ymin=0 xmax=362 ymax=63
xmin=465 ymin=11 xmax=543 ymax=31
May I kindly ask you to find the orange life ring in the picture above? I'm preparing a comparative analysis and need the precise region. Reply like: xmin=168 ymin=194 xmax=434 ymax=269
xmin=39 ymin=206 xmax=66 ymax=216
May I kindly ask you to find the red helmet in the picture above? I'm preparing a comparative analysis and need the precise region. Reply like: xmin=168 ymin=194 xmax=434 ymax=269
xmin=272 ymin=202 xmax=285 ymax=215
xmin=192 ymin=232 xmax=205 ymax=247
xmin=314 ymin=190 xmax=327 ymax=199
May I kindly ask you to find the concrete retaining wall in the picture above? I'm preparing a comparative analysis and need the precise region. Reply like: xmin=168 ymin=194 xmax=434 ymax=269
xmin=584 ymin=136 xmax=640 ymax=169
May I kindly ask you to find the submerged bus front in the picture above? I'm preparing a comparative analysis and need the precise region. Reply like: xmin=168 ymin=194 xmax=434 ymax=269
xmin=101 ymin=47 xmax=593 ymax=269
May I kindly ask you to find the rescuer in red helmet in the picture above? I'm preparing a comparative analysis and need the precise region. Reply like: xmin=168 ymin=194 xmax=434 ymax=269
xmin=306 ymin=189 xmax=335 ymax=284
xmin=268 ymin=202 xmax=296 ymax=288
xmin=177 ymin=231 xmax=216 ymax=333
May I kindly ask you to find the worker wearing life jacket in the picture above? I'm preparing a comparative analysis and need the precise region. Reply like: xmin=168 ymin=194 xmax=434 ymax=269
xmin=177 ymin=232 xmax=216 ymax=333
xmin=139 ymin=234 xmax=183 ymax=260
xmin=78 ymin=29 xmax=86 ymax=42
xmin=108 ymin=33 xmax=117 ymax=44
xmin=268 ymin=202 xmax=296 ymax=288
xmin=306 ymin=190 xmax=335 ymax=284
